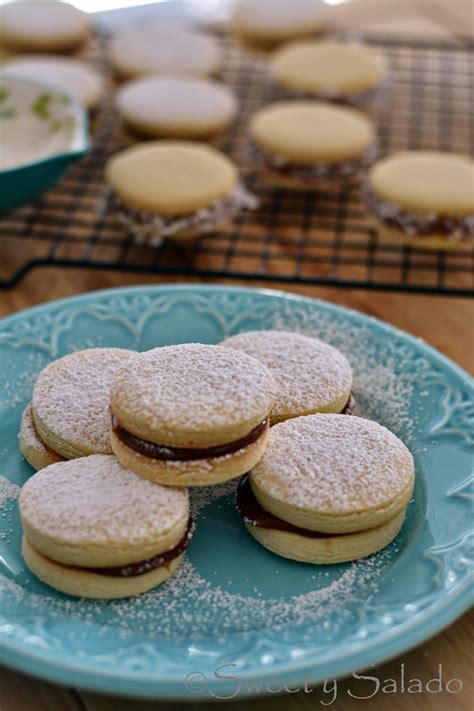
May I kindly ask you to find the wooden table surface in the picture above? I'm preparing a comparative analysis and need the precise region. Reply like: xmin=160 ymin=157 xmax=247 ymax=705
xmin=0 ymin=1 xmax=473 ymax=709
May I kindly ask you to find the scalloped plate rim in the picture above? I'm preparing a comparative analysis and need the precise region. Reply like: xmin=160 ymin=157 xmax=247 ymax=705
xmin=0 ymin=284 xmax=472 ymax=699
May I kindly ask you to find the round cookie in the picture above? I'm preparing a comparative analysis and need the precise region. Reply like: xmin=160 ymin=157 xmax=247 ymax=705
xmin=116 ymin=76 xmax=238 ymax=140
xmin=31 ymin=348 xmax=135 ymax=460
xmin=249 ymin=101 xmax=377 ymax=189
xmin=233 ymin=0 xmax=327 ymax=50
xmin=271 ymin=41 xmax=386 ymax=108
xmin=20 ymin=455 xmax=191 ymax=598
xmin=239 ymin=414 xmax=414 ymax=563
xmin=110 ymin=343 xmax=276 ymax=487
xmin=19 ymin=404 xmax=65 ymax=471
xmin=364 ymin=151 xmax=474 ymax=250
xmin=220 ymin=330 xmax=353 ymax=422
xmin=106 ymin=141 xmax=257 ymax=246
xmin=109 ymin=25 xmax=222 ymax=80
xmin=0 ymin=1 xmax=90 ymax=52
xmin=0 ymin=56 xmax=103 ymax=110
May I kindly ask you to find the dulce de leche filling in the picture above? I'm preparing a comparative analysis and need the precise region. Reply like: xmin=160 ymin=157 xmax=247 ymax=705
xmin=111 ymin=415 xmax=269 ymax=461
xmin=237 ymin=475 xmax=335 ymax=538
xmin=68 ymin=516 xmax=194 ymax=578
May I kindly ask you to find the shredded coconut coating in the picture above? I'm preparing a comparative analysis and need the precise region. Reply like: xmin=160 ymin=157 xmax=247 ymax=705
xmin=111 ymin=343 xmax=276 ymax=434
xmin=252 ymin=414 xmax=414 ymax=513
xmin=221 ymin=330 xmax=352 ymax=416
xmin=32 ymin=348 xmax=136 ymax=454
xmin=19 ymin=455 xmax=188 ymax=546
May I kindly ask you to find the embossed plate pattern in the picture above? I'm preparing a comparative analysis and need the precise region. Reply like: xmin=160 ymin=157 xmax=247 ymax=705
xmin=0 ymin=285 xmax=472 ymax=699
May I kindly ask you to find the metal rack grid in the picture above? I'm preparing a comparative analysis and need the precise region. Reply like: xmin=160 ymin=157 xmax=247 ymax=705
xmin=0 ymin=33 xmax=472 ymax=294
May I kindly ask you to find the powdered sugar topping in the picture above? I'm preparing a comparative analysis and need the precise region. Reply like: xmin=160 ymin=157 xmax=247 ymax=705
xmin=221 ymin=330 xmax=352 ymax=416
xmin=20 ymin=455 xmax=188 ymax=545
xmin=111 ymin=343 xmax=275 ymax=434
xmin=252 ymin=414 xmax=414 ymax=513
xmin=32 ymin=348 xmax=136 ymax=454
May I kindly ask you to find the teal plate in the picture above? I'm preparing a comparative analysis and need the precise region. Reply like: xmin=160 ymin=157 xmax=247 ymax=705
xmin=0 ymin=285 xmax=472 ymax=700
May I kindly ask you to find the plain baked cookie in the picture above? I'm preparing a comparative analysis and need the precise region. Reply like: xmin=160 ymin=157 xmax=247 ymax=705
xmin=20 ymin=455 xmax=191 ymax=598
xmin=220 ymin=330 xmax=353 ymax=422
xmin=271 ymin=41 xmax=386 ymax=109
xmin=109 ymin=25 xmax=221 ymax=80
xmin=0 ymin=1 xmax=90 ymax=52
xmin=0 ymin=56 xmax=103 ymax=110
xmin=238 ymin=414 xmax=414 ymax=563
xmin=364 ymin=151 xmax=474 ymax=250
xmin=106 ymin=141 xmax=257 ymax=246
xmin=19 ymin=404 xmax=65 ymax=471
xmin=233 ymin=0 xmax=326 ymax=50
xmin=249 ymin=101 xmax=377 ymax=189
xmin=110 ymin=343 xmax=276 ymax=487
xmin=31 ymin=348 xmax=135 ymax=460
xmin=116 ymin=76 xmax=238 ymax=140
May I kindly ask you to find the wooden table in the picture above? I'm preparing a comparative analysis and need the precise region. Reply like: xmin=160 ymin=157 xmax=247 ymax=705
xmin=0 ymin=2 xmax=473 ymax=709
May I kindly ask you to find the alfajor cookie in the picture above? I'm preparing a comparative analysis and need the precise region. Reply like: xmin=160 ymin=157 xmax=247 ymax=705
xmin=20 ymin=455 xmax=191 ymax=598
xmin=106 ymin=141 xmax=257 ymax=246
xmin=364 ymin=151 xmax=474 ymax=250
xmin=110 ymin=344 xmax=276 ymax=487
xmin=0 ymin=56 xmax=103 ymax=110
xmin=238 ymin=414 xmax=414 ymax=563
xmin=233 ymin=0 xmax=326 ymax=50
xmin=116 ymin=76 xmax=238 ymax=140
xmin=249 ymin=101 xmax=378 ymax=189
xmin=31 ymin=348 xmax=135 ymax=460
xmin=0 ymin=1 xmax=90 ymax=53
xmin=109 ymin=25 xmax=222 ymax=80
xmin=19 ymin=404 xmax=65 ymax=471
xmin=271 ymin=41 xmax=386 ymax=109
xmin=221 ymin=330 xmax=353 ymax=423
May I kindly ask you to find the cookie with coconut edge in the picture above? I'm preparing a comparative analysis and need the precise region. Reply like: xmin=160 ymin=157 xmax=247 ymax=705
xmin=0 ymin=1 xmax=90 ymax=52
xmin=116 ymin=76 xmax=238 ymax=140
xmin=364 ymin=151 xmax=474 ymax=250
xmin=221 ymin=330 xmax=353 ymax=423
xmin=233 ymin=0 xmax=327 ymax=50
xmin=110 ymin=344 xmax=276 ymax=487
xmin=249 ymin=101 xmax=377 ymax=189
xmin=31 ymin=348 xmax=136 ymax=460
xmin=106 ymin=141 xmax=257 ymax=246
xmin=271 ymin=40 xmax=386 ymax=109
xmin=19 ymin=404 xmax=65 ymax=471
xmin=109 ymin=25 xmax=222 ymax=80
xmin=238 ymin=414 xmax=414 ymax=563
xmin=0 ymin=56 xmax=103 ymax=110
xmin=20 ymin=455 xmax=191 ymax=598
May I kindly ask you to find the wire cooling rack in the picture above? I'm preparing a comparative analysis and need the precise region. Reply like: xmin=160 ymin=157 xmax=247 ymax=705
xmin=0 ymin=33 xmax=472 ymax=293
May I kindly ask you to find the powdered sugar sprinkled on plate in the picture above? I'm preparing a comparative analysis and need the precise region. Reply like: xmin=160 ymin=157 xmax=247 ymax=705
xmin=0 ymin=475 xmax=20 ymax=509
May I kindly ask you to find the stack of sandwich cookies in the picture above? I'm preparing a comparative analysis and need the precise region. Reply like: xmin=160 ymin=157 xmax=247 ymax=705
xmin=249 ymin=102 xmax=377 ymax=189
xmin=270 ymin=41 xmax=386 ymax=110
xmin=221 ymin=330 xmax=353 ymax=423
xmin=364 ymin=151 xmax=474 ymax=250
xmin=110 ymin=344 xmax=276 ymax=487
xmin=116 ymin=76 xmax=238 ymax=140
xmin=238 ymin=414 xmax=414 ymax=563
xmin=106 ymin=141 xmax=257 ymax=246
xmin=28 ymin=348 xmax=135 ymax=462
xmin=19 ymin=405 xmax=64 ymax=471
xmin=20 ymin=455 xmax=191 ymax=598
